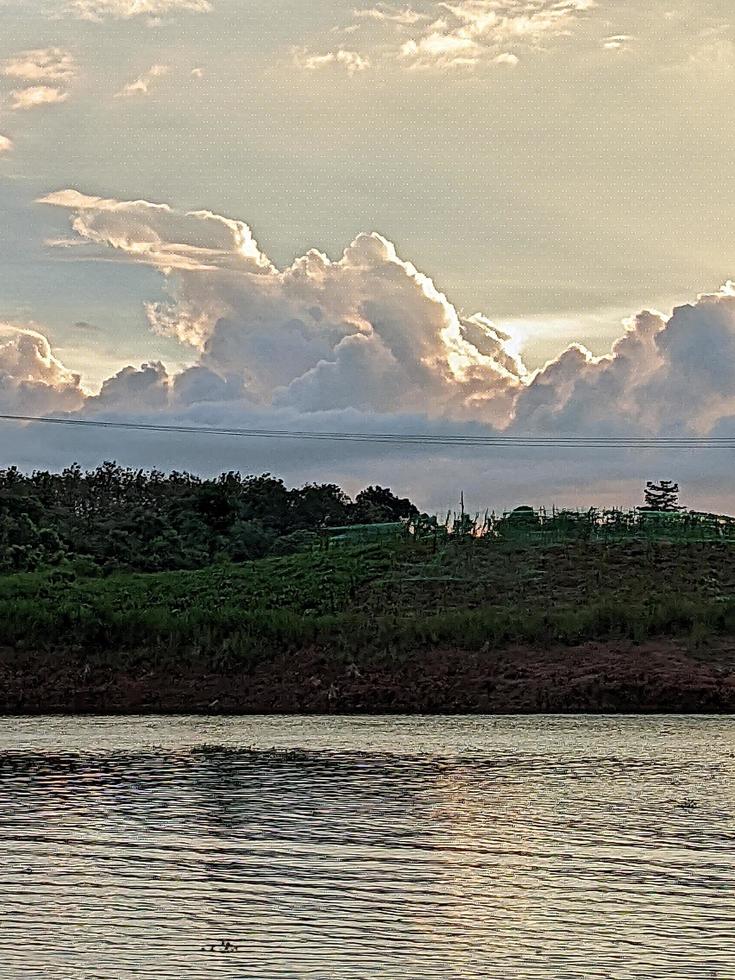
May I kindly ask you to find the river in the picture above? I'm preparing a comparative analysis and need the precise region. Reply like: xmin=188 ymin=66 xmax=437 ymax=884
xmin=0 ymin=715 xmax=732 ymax=978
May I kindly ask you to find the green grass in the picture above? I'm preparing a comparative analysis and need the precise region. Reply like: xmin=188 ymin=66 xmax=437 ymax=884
xmin=2 ymin=538 xmax=735 ymax=662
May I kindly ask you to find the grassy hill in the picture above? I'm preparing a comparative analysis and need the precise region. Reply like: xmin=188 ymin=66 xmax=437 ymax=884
xmin=1 ymin=536 xmax=735 ymax=713
xmin=4 ymin=536 xmax=735 ymax=654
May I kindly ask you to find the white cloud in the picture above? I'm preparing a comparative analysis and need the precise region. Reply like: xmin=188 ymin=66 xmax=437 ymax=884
xmin=417 ymin=0 xmax=595 ymax=66
xmin=40 ymin=188 xmax=735 ymax=435
xmin=400 ymin=31 xmax=481 ymax=68
xmin=512 ymin=288 xmax=735 ymax=437
xmin=41 ymin=189 xmax=523 ymax=420
xmin=602 ymin=34 xmax=635 ymax=51
xmin=2 ymin=48 xmax=77 ymax=82
xmin=10 ymin=86 xmax=68 ymax=110
xmin=0 ymin=135 xmax=12 ymax=155
xmin=354 ymin=4 xmax=430 ymax=26
xmin=293 ymin=48 xmax=371 ymax=74
xmin=22 ymin=186 xmax=735 ymax=509
xmin=38 ymin=189 xmax=272 ymax=272
xmin=0 ymin=326 xmax=85 ymax=414
xmin=333 ymin=0 xmax=597 ymax=70
xmin=115 ymin=63 xmax=169 ymax=97
xmin=64 ymin=0 xmax=212 ymax=21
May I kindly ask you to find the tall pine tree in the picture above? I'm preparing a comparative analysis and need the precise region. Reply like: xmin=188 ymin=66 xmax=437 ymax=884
xmin=641 ymin=481 xmax=682 ymax=512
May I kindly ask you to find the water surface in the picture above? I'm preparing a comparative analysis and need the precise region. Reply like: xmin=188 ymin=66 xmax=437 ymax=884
xmin=0 ymin=715 xmax=732 ymax=978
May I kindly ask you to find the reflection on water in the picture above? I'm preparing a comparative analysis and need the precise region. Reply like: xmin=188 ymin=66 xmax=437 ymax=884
xmin=0 ymin=715 xmax=733 ymax=979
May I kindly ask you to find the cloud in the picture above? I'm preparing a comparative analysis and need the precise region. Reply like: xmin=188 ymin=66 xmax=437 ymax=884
xmin=321 ymin=0 xmax=596 ymax=70
xmin=115 ymin=63 xmax=169 ymax=97
xmin=41 ymin=188 xmax=523 ymax=420
xmin=354 ymin=5 xmax=430 ymax=26
xmin=21 ymin=186 xmax=735 ymax=509
xmin=293 ymin=48 xmax=371 ymax=74
xmin=0 ymin=135 xmax=12 ymax=155
xmin=2 ymin=48 xmax=77 ymax=82
xmin=64 ymin=0 xmax=213 ymax=21
xmin=39 ymin=188 xmax=735 ymax=436
xmin=0 ymin=326 xmax=85 ymax=414
xmin=410 ymin=0 xmax=596 ymax=67
xmin=88 ymin=360 xmax=171 ymax=410
xmin=399 ymin=32 xmax=481 ymax=68
xmin=512 ymin=288 xmax=735 ymax=437
xmin=10 ymin=86 xmax=69 ymax=110
xmin=38 ymin=189 xmax=272 ymax=272
xmin=602 ymin=34 xmax=635 ymax=51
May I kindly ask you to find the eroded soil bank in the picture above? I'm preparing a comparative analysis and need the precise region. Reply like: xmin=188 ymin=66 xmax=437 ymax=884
xmin=1 ymin=639 xmax=734 ymax=714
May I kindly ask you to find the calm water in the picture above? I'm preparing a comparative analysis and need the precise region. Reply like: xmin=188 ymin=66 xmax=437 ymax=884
xmin=0 ymin=716 xmax=732 ymax=979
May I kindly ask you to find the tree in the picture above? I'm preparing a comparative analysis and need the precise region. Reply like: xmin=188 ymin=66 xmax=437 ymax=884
xmin=641 ymin=480 xmax=682 ymax=512
xmin=290 ymin=483 xmax=351 ymax=529
xmin=0 ymin=464 xmax=423 ymax=571
xmin=352 ymin=486 xmax=418 ymax=524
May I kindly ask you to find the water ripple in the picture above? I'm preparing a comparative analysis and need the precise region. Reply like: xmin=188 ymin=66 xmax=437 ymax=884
xmin=0 ymin=715 xmax=732 ymax=979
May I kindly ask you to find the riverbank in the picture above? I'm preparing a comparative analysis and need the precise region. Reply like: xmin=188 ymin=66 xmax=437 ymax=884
xmin=2 ymin=638 xmax=734 ymax=714
xmin=2 ymin=539 xmax=735 ymax=713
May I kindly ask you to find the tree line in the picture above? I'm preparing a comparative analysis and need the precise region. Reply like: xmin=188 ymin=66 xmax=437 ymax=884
xmin=0 ymin=463 xmax=419 ymax=573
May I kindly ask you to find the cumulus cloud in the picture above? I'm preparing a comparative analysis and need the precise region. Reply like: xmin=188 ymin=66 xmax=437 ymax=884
xmin=0 ymin=326 xmax=85 ymax=414
xmin=64 ymin=0 xmax=212 ymax=21
xmin=0 ymin=135 xmax=12 ymax=155
xmin=512 ymin=289 xmax=735 ymax=438
xmin=40 ymin=188 xmax=523 ymax=421
xmin=17 ymin=186 xmax=735 ymax=509
xmin=115 ymin=63 xmax=169 ymax=97
xmin=10 ymin=86 xmax=68 ymax=110
xmin=41 ymin=187 xmax=735 ymax=442
xmin=38 ymin=188 xmax=735 ymax=431
xmin=88 ymin=360 xmax=171 ymax=410
xmin=2 ymin=48 xmax=77 ymax=82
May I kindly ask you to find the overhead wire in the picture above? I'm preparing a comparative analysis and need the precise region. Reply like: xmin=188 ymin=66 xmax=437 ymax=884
xmin=1 ymin=413 xmax=734 ymax=449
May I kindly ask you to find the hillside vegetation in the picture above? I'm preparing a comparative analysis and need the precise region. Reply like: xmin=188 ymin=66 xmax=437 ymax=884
xmin=4 ymin=537 xmax=735 ymax=659
xmin=0 ymin=463 xmax=418 ymax=572
xmin=2 ymin=466 xmax=735 ymax=712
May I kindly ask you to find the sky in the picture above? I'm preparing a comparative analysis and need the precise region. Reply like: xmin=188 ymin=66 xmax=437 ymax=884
xmin=1 ymin=0 xmax=735 ymax=511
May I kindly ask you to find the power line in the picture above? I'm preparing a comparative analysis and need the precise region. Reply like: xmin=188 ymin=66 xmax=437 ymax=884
xmin=1 ymin=412 xmax=734 ymax=449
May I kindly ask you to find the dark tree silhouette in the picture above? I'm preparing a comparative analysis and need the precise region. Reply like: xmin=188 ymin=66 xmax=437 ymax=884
xmin=642 ymin=480 xmax=682 ymax=512
xmin=352 ymin=486 xmax=419 ymax=524
xmin=0 ymin=464 xmax=420 ymax=572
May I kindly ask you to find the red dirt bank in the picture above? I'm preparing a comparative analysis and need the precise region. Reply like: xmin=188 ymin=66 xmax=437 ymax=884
xmin=1 ymin=639 xmax=734 ymax=714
